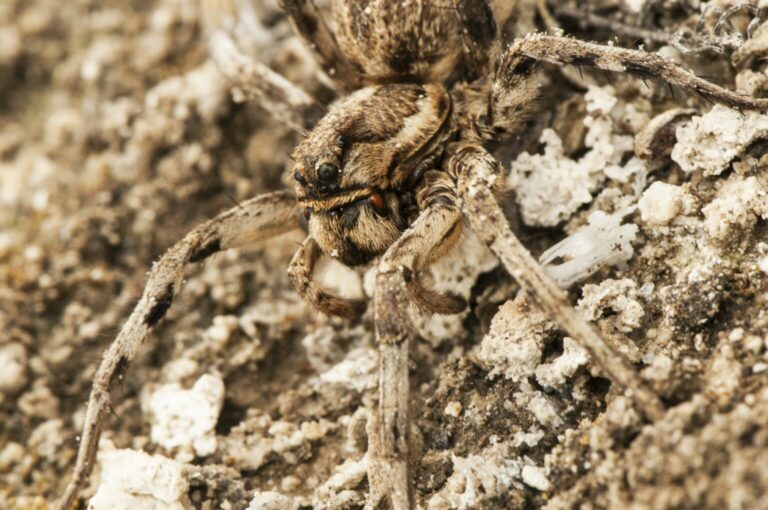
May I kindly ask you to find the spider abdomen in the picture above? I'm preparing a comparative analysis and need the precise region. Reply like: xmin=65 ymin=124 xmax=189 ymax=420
xmin=331 ymin=0 xmax=496 ymax=83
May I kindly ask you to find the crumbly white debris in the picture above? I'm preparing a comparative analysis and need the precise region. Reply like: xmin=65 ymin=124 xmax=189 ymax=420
xmin=640 ymin=353 xmax=674 ymax=382
xmin=302 ymin=326 xmax=348 ymax=373
xmin=17 ymin=381 xmax=59 ymax=419
xmin=514 ymin=428 xmax=545 ymax=448
xmin=147 ymin=373 xmax=225 ymax=460
xmin=205 ymin=314 xmax=239 ymax=343
xmin=0 ymin=442 xmax=24 ymax=472
xmin=535 ymin=338 xmax=589 ymax=389
xmin=511 ymin=86 xmax=640 ymax=227
xmin=474 ymin=297 xmax=555 ymax=382
xmin=28 ymin=419 xmax=65 ymax=459
xmin=144 ymin=61 xmax=229 ymax=124
xmin=521 ymin=464 xmax=551 ymax=491
xmin=601 ymin=395 xmax=641 ymax=431
xmin=318 ymin=346 xmax=378 ymax=393
xmin=541 ymin=209 xmax=639 ymax=288
xmin=0 ymin=342 xmax=28 ymax=399
xmin=313 ymin=456 xmax=368 ymax=509
xmin=702 ymin=175 xmax=768 ymax=242
xmin=516 ymin=383 xmax=564 ymax=429
xmin=705 ymin=342 xmax=741 ymax=405
xmin=428 ymin=443 xmax=522 ymax=510
xmin=638 ymin=181 xmax=685 ymax=226
xmin=577 ymin=278 xmax=645 ymax=333
xmin=247 ymin=491 xmax=299 ymax=510
xmin=88 ymin=441 xmax=190 ymax=510
xmin=671 ymin=105 xmax=768 ymax=176
xmin=222 ymin=414 xmax=334 ymax=471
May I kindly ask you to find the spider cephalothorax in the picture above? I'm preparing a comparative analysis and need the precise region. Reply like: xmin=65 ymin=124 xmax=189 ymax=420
xmin=293 ymin=83 xmax=454 ymax=266
xmin=56 ymin=1 xmax=768 ymax=509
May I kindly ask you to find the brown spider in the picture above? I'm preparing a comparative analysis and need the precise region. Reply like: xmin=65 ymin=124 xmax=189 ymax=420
xmin=56 ymin=1 xmax=768 ymax=509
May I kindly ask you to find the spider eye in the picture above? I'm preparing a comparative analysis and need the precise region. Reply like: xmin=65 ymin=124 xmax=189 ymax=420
xmin=294 ymin=171 xmax=307 ymax=185
xmin=368 ymin=192 xmax=386 ymax=216
xmin=318 ymin=163 xmax=339 ymax=184
xmin=336 ymin=135 xmax=349 ymax=148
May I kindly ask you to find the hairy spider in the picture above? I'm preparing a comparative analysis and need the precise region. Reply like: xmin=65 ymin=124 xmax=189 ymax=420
xmin=57 ymin=1 xmax=768 ymax=509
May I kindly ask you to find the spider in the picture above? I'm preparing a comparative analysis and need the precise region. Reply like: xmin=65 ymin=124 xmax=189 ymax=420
xmin=56 ymin=1 xmax=768 ymax=508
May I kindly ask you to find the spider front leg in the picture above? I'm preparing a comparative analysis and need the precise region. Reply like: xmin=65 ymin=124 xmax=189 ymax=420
xmin=287 ymin=237 xmax=367 ymax=319
xmin=55 ymin=192 xmax=300 ymax=510
xmin=201 ymin=0 xmax=325 ymax=131
xmin=447 ymin=143 xmax=666 ymax=423
xmin=369 ymin=174 xmax=465 ymax=510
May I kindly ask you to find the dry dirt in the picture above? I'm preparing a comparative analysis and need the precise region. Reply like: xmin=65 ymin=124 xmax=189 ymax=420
xmin=2 ymin=1 xmax=768 ymax=509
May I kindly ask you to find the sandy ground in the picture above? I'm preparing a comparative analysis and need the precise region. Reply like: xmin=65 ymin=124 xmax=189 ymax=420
xmin=2 ymin=0 xmax=768 ymax=509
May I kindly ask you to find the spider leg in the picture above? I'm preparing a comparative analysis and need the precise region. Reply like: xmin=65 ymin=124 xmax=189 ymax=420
xmin=369 ymin=181 xmax=465 ymax=510
xmin=498 ymin=33 xmax=768 ymax=110
xmin=55 ymin=191 xmax=300 ymax=510
xmin=446 ymin=142 xmax=666 ymax=423
xmin=201 ymin=0 xmax=325 ymax=131
xmin=281 ymin=0 xmax=362 ymax=91
xmin=287 ymin=237 xmax=367 ymax=319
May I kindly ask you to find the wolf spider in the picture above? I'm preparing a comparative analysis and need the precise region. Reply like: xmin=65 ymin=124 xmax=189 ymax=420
xmin=57 ymin=1 xmax=768 ymax=509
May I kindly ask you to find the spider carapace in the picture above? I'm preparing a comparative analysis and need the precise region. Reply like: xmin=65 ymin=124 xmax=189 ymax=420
xmin=293 ymin=84 xmax=453 ymax=268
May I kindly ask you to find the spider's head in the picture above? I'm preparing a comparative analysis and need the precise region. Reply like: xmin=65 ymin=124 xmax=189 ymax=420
xmin=291 ymin=84 xmax=453 ymax=266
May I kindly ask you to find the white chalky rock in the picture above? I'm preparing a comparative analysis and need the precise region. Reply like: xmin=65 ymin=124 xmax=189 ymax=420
xmin=672 ymin=105 xmax=768 ymax=176
xmin=535 ymin=338 xmax=589 ymax=388
xmin=313 ymin=457 xmax=369 ymax=508
xmin=521 ymin=465 xmax=551 ymax=491
xmin=88 ymin=444 xmax=190 ymax=510
xmin=522 ymin=391 xmax=564 ymax=429
xmin=319 ymin=347 xmax=378 ymax=393
xmin=475 ymin=298 xmax=555 ymax=382
xmin=511 ymin=86 xmax=638 ymax=227
xmin=247 ymin=491 xmax=299 ymax=510
xmin=148 ymin=373 xmax=225 ymax=459
xmin=577 ymin=278 xmax=645 ymax=332
xmin=428 ymin=444 xmax=522 ymax=510
xmin=702 ymin=175 xmax=768 ymax=242
xmin=638 ymin=181 xmax=684 ymax=226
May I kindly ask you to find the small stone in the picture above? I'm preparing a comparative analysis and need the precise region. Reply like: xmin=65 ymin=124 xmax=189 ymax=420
xmin=148 ymin=374 xmax=225 ymax=459
xmin=522 ymin=465 xmax=551 ymax=491
xmin=89 ymin=444 xmax=190 ymax=510
xmin=247 ymin=491 xmax=298 ymax=510
xmin=444 ymin=401 xmax=462 ymax=418
xmin=759 ymin=256 xmax=768 ymax=274
xmin=638 ymin=182 xmax=684 ymax=226
xmin=281 ymin=475 xmax=302 ymax=492
xmin=0 ymin=342 xmax=28 ymax=396
xmin=0 ymin=442 xmax=24 ymax=471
